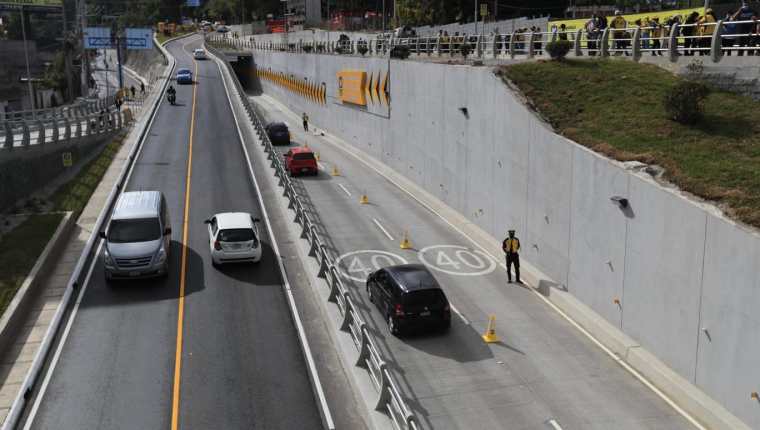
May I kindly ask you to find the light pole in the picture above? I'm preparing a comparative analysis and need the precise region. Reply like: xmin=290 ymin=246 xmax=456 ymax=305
xmin=19 ymin=6 xmax=36 ymax=117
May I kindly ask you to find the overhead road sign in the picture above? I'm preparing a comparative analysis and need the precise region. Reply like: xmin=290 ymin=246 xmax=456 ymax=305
xmin=84 ymin=27 xmax=112 ymax=49
xmin=0 ymin=0 xmax=62 ymax=11
xmin=125 ymin=28 xmax=153 ymax=50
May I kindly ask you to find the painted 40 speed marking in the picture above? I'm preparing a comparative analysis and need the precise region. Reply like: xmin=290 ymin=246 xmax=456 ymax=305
xmin=418 ymin=245 xmax=496 ymax=276
xmin=336 ymin=250 xmax=409 ymax=282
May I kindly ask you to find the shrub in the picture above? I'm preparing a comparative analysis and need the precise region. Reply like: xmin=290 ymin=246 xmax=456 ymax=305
xmin=390 ymin=45 xmax=410 ymax=59
xmin=545 ymin=40 xmax=572 ymax=60
xmin=303 ymin=45 xmax=313 ymax=53
xmin=358 ymin=45 xmax=368 ymax=56
xmin=664 ymin=81 xmax=710 ymax=124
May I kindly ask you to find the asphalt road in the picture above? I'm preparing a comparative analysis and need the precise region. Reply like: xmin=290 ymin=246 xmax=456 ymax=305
xmin=22 ymin=36 xmax=322 ymax=430
xmin=252 ymin=93 xmax=697 ymax=430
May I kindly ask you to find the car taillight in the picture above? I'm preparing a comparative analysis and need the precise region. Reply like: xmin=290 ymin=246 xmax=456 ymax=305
xmin=214 ymin=240 xmax=222 ymax=250
xmin=395 ymin=303 xmax=404 ymax=317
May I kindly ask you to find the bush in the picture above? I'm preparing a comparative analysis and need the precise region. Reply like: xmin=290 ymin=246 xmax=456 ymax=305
xmin=545 ymin=40 xmax=572 ymax=60
xmin=390 ymin=45 xmax=410 ymax=59
xmin=303 ymin=45 xmax=313 ymax=53
xmin=664 ymin=81 xmax=710 ymax=124
xmin=358 ymin=45 xmax=368 ymax=56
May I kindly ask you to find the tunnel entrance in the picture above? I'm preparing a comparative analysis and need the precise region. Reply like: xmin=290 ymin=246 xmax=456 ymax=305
xmin=229 ymin=54 xmax=253 ymax=91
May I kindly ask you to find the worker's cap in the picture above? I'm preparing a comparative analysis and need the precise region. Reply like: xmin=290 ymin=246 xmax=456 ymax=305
xmin=705 ymin=8 xmax=713 ymax=14
xmin=508 ymin=229 xmax=515 ymax=233
xmin=614 ymin=10 xmax=621 ymax=15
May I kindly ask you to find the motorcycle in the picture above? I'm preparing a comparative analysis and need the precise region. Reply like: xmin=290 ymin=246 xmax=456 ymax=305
xmin=167 ymin=92 xmax=176 ymax=105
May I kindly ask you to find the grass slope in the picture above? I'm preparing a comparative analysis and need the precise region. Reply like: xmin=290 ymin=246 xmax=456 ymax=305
xmin=0 ymin=137 xmax=123 ymax=315
xmin=500 ymin=59 xmax=760 ymax=227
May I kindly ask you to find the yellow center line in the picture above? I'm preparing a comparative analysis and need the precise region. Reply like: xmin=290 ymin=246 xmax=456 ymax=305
xmin=171 ymin=38 xmax=199 ymax=430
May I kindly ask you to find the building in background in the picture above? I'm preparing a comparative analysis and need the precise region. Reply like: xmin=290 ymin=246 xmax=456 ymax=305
xmin=286 ymin=0 xmax=321 ymax=26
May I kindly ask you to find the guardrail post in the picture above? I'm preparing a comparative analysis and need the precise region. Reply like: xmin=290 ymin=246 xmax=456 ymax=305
xmin=600 ymin=27 xmax=611 ymax=57
xmin=574 ymin=29 xmax=583 ymax=56
xmin=21 ymin=121 xmax=30 ymax=147
xmin=340 ymin=297 xmax=353 ymax=331
xmin=668 ymin=23 xmax=680 ymax=62
xmin=3 ymin=122 xmax=12 ymax=149
xmin=36 ymin=120 xmax=44 ymax=144
xmin=355 ymin=324 xmax=370 ymax=367
xmin=475 ymin=35 xmax=483 ymax=58
xmin=527 ymin=31 xmax=536 ymax=58
xmin=328 ymin=268 xmax=340 ymax=303
xmin=116 ymin=111 xmax=123 ymax=129
xmin=62 ymin=117 xmax=70 ymax=141
xmin=435 ymin=36 xmax=441 ymax=57
xmin=492 ymin=34 xmax=499 ymax=58
xmin=374 ymin=363 xmax=392 ymax=411
xmin=51 ymin=119 xmax=59 ymax=143
xmin=632 ymin=26 xmax=642 ymax=61
xmin=509 ymin=30 xmax=517 ymax=58
xmin=711 ymin=20 xmax=724 ymax=63
xmin=317 ymin=246 xmax=328 ymax=278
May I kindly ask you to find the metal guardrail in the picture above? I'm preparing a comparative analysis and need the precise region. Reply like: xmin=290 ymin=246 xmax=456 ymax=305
xmin=0 ymin=109 xmax=135 ymax=150
xmin=210 ymin=19 xmax=760 ymax=64
xmin=1 ymin=96 xmax=118 ymax=122
xmin=205 ymin=39 xmax=421 ymax=430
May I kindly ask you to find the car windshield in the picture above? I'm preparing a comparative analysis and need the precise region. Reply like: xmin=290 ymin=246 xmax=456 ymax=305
xmin=108 ymin=218 xmax=161 ymax=243
xmin=293 ymin=152 xmax=315 ymax=160
xmin=218 ymin=228 xmax=255 ymax=242
xmin=403 ymin=289 xmax=447 ymax=307
xmin=178 ymin=69 xmax=191 ymax=75
xmin=269 ymin=124 xmax=287 ymax=132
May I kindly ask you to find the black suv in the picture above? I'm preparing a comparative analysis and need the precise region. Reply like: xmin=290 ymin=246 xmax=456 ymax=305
xmin=367 ymin=264 xmax=451 ymax=336
xmin=265 ymin=122 xmax=290 ymax=145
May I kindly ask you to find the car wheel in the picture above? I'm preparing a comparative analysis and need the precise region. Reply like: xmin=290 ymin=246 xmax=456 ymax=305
xmin=388 ymin=314 xmax=399 ymax=336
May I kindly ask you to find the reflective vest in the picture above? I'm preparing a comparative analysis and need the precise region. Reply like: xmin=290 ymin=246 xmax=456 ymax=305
xmin=503 ymin=238 xmax=520 ymax=253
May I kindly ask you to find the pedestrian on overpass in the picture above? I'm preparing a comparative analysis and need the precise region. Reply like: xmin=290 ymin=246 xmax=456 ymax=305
xmin=302 ymin=112 xmax=309 ymax=132
xmin=130 ymin=85 xmax=136 ymax=99
xmin=502 ymin=230 xmax=521 ymax=284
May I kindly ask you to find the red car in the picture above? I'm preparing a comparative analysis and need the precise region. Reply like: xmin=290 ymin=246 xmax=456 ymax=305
xmin=284 ymin=147 xmax=318 ymax=176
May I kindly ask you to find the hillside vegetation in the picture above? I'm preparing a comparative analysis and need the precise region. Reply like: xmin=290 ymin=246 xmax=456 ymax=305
xmin=500 ymin=59 xmax=760 ymax=227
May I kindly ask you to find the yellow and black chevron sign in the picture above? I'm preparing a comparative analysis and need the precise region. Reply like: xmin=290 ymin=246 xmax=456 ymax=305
xmin=256 ymin=68 xmax=326 ymax=106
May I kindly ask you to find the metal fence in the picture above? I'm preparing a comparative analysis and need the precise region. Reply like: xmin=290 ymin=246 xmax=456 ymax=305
xmin=1 ymin=108 xmax=135 ymax=150
xmin=211 ymin=19 xmax=760 ymax=63
xmin=206 ymin=39 xmax=421 ymax=430
xmin=1 ymin=96 xmax=118 ymax=122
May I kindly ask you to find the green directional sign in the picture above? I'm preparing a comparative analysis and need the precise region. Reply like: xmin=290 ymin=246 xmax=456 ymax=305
xmin=62 ymin=152 xmax=73 ymax=167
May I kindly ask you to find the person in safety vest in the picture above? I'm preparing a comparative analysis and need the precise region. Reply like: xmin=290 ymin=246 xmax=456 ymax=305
xmin=610 ymin=10 xmax=629 ymax=55
xmin=502 ymin=230 xmax=521 ymax=284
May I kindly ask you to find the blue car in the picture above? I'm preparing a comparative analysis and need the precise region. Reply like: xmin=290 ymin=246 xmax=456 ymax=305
xmin=176 ymin=68 xmax=193 ymax=84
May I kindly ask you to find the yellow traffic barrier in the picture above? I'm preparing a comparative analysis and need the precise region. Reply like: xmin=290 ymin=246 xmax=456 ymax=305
xmin=359 ymin=194 xmax=369 ymax=204
xmin=331 ymin=165 xmax=340 ymax=176
xmin=400 ymin=231 xmax=412 ymax=249
xmin=482 ymin=315 xmax=500 ymax=343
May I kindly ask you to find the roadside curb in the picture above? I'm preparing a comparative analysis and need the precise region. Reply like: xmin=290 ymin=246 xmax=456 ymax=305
xmin=259 ymin=94 xmax=749 ymax=430
xmin=0 ymin=212 xmax=74 ymax=354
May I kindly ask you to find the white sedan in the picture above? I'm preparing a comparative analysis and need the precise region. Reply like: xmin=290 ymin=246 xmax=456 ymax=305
xmin=204 ymin=212 xmax=262 ymax=266
xmin=193 ymin=48 xmax=206 ymax=60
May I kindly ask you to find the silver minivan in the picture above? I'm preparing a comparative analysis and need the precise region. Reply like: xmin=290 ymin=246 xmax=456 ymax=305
xmin=100 ymin=191 xmax=172 ymax=281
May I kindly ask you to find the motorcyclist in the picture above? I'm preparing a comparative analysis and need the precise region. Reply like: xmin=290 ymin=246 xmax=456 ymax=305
xmin=167 ymin=85 xmax=176 ymax=104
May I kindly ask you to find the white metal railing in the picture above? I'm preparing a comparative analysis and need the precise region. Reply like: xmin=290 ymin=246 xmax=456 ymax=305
xmin=205 ymin=38 xmax=421 ymax=430
xmin=209 ymin=19 xmax=760 ymax=64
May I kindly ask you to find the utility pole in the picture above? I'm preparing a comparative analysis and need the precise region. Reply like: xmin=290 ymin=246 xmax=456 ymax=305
xmin=474 ymin=0 xmax=478 ymax=35
xmin=79 ymin=0 xmax=89 ymax=97
xmin=19 ymin=6 xmax=36 ymax=116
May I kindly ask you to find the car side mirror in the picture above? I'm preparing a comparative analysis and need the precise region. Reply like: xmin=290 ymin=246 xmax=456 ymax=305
xmin=99 ymin=231 xmax=106 ymax=239
xmin=203 ymin=219 xmax=211 ymax=224
xmin=164 ymin=227 xmax=172 ymax=235
xmin=252 ymin=217 xmax=261 ymax=223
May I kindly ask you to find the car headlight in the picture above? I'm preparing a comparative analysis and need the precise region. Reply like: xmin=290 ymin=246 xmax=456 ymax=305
xmin=155 ymin=246 xmax=167 ymax=264
xmin=104 ymin=250 xmax=113 ymax=266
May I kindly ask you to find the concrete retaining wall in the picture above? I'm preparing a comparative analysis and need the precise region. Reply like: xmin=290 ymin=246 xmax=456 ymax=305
xmin=250 ymin=50 xmax=760 ymax=429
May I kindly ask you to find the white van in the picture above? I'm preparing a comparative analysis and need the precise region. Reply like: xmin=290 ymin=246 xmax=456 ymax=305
xmin=100 ymin=191 xmax=172 ymax=281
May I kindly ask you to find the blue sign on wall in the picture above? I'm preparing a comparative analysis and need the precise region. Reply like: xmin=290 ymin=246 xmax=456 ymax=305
xmin=125 ymin=28 xmax=153 ymax=50
xmin=186 ymin=0 xmax=200 ymax=6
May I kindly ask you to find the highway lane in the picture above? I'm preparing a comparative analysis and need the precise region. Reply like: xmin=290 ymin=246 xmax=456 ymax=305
xmin=252 ymin=93 xmax=696 ymax=430
xmin=22 ymin=36 xmax=322 ymax=430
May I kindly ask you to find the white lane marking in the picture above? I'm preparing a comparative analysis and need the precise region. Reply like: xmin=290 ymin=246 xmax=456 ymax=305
xmin=23 ymin=241 xmax=104 ymax=430
xmin=337 ymin=183 xmax=351 ymax=197
xmin=449 ymin=304 xmax=470 ymax=325
xmin=21 ymin=44 xmax=174 ymax=428
xmin=212 ymin=55 xmax=335 ymax=430
xmin=371 ymin=218 xmax=394 ymax=241
xmin=258 ymin=94 xmax=706 ymax=430
xmin=547 ymin=419 xmax=563 ymax=430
